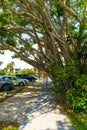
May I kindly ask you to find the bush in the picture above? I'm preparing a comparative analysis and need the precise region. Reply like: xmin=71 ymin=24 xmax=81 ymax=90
xmin=19 ymin=68 xmax=35 ymax=75
xmin=0 ymin=70 xmax=5 ymax=75
xmin=66 ymin=75 xmax=87 ymax=112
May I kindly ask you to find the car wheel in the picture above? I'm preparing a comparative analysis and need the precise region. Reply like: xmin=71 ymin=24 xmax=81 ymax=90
xmin=31 ymin=79 xmax=35 ymax=82
xmin=19 ymin=82 xmax=25 ymax=86
xmin=2 ymin=84 xmax=10 ymax=91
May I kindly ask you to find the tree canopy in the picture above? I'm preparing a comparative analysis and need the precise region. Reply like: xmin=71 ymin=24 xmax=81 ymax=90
xmin=0 ymin=0 xmax=87 ymax=89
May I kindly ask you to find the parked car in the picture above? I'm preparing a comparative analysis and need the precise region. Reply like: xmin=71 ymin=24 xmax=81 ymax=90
xmin=16 ymin=74 xmax=38 ymax=82
xmin=0 ymin=76 xmax=14 ymax=91
xmin=0 ymin=75 xmax=25 ymax=86
xmin=16 ymin=76 xmax=29 ymax=85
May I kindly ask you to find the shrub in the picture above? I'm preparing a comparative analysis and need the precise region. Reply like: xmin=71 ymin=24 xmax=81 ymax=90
xmin=0 ymin=69 xmax=5 ymax=75
xmin=66 ymin=75 xmax=87 ymax=112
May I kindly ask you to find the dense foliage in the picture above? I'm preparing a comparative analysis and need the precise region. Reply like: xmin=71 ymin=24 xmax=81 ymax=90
xmin=66 ymin=75 xmax=87 ymax=112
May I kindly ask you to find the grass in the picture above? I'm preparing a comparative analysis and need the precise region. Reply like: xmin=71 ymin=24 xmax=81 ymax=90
xmin=0 ymin=121 xmax=19 ymax=130
xmin=67 ymin=111 xmax=87 ymax=130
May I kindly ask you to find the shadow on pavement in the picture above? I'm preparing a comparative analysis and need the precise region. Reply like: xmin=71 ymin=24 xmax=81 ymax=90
xmin=19 ymin=82 xmax=74 ymax=130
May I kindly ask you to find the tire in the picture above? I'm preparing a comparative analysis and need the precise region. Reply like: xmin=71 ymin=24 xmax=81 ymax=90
xmin=2 ymin=84 xmax=11 ymax=91
xmin=19 ymin=82 xmax=25 ymax=86
xmin=31 ymin=79 xmax=35 ymax=82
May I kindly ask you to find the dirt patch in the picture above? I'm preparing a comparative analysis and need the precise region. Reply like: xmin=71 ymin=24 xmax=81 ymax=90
xmin=56 ymin=93 xmax=66 ymax=109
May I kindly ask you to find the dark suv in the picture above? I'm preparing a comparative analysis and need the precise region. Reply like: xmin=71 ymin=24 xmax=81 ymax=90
xmin=16 ymin=74 xmax=37 ymax=82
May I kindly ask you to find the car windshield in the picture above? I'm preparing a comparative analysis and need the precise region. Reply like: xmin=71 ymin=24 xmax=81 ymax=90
xmin=9 ymin=77 xmax=17 ymax=80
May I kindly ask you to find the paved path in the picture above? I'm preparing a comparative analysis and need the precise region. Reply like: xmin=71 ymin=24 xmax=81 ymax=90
xmin=19 ymin=83 xmax=74 ymax=130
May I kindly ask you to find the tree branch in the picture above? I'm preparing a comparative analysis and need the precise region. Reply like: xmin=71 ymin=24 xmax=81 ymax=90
xmin=56 ymin=0 xmax=82 ymax=23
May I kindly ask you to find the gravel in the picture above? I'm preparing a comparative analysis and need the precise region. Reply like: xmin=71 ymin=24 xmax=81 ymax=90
xmin=0 ymin=84 xmax=39 ymax=122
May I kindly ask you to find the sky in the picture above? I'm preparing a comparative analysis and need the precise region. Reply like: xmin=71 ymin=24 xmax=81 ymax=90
xmin=0 ymin=50 xmax=33 ymax=69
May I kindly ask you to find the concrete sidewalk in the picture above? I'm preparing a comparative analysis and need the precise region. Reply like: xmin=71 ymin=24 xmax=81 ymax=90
xmin=19 ymin=83 xmax=74 ymax=130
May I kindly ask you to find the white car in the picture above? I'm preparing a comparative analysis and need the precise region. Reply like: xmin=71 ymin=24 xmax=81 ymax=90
xmin=16 ymin=76 xmax=29 ymax=85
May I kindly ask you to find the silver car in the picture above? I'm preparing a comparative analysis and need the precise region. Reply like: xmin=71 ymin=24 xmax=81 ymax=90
xmin=0 ymin=75 xmax=26 ymax=86
xmin=0 ymin=77 xmax=14 ymax=91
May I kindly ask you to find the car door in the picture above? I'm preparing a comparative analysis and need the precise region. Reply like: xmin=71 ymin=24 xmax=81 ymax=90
xmin=9 ymin=76 xmax=19 ymax=86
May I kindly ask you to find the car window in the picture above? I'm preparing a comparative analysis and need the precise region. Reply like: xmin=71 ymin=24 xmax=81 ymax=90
xmin=2 ymin=77 xmax=9 ymax=80
xmin=8 ymin=77 xmax=12 ymax=80
xmin=13 ymin=77 xmax=17 ymax=80
xmin=9 ymin=77 xmax=16 ymax=80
